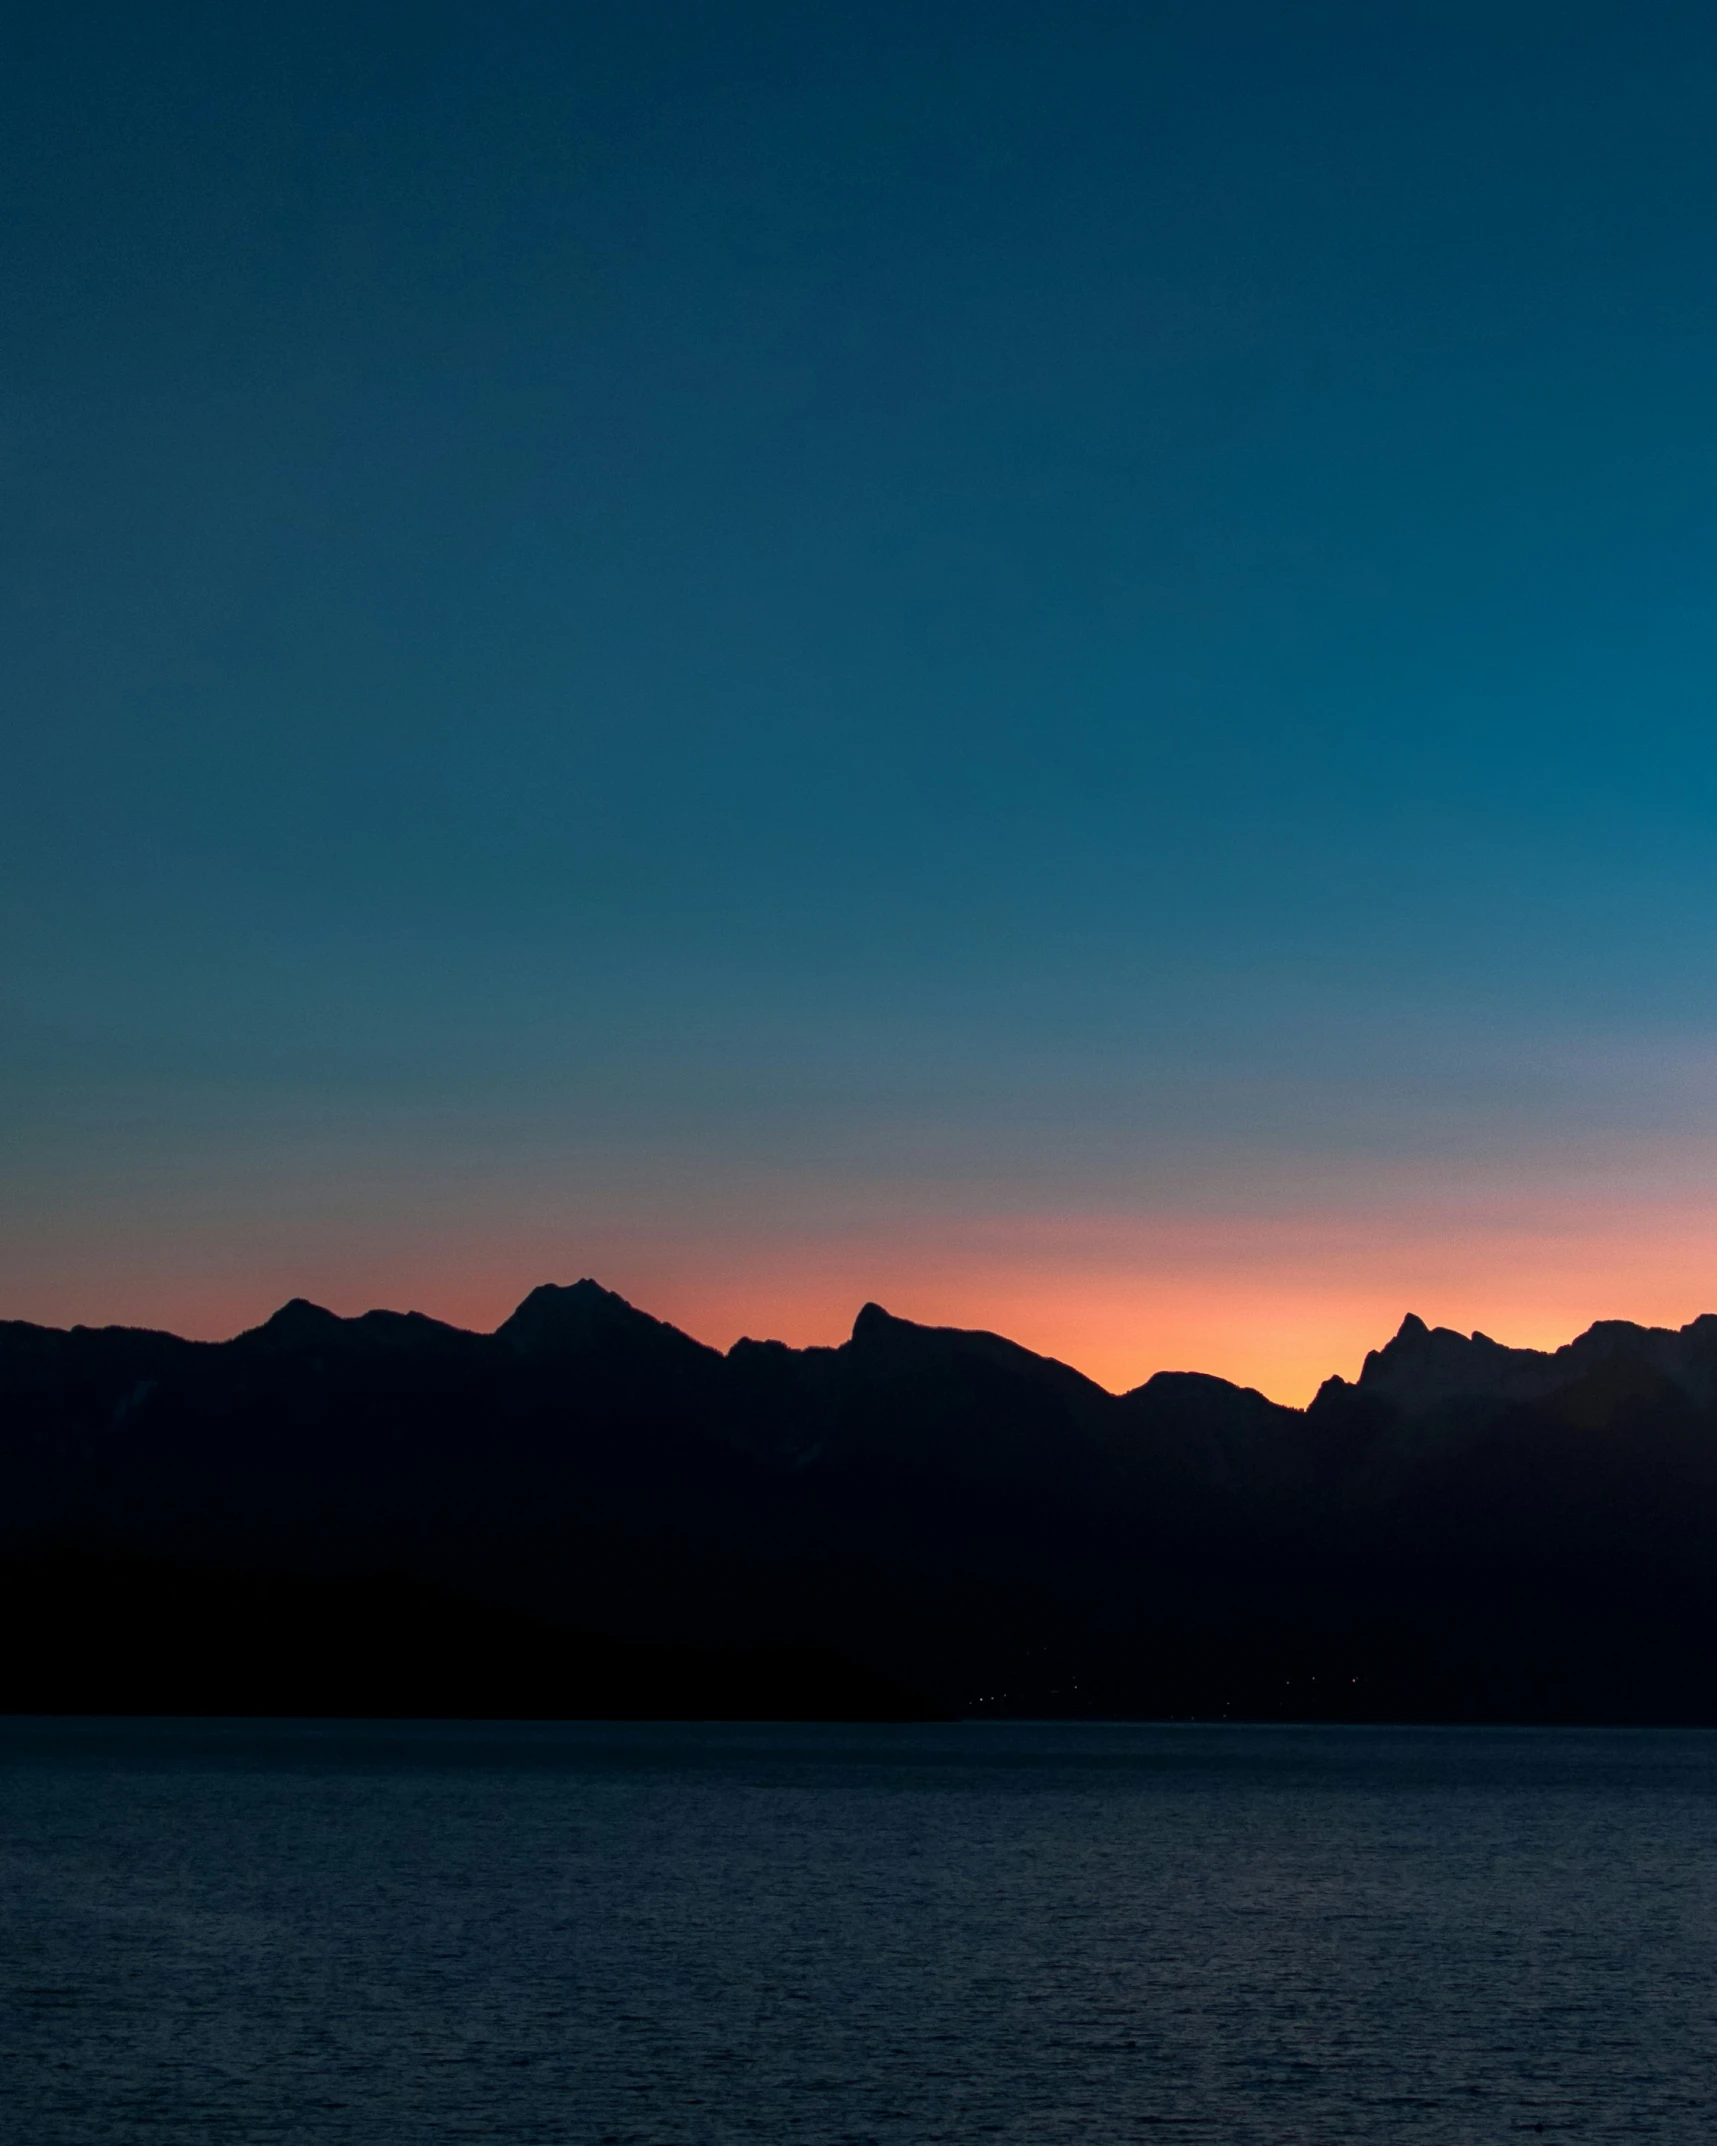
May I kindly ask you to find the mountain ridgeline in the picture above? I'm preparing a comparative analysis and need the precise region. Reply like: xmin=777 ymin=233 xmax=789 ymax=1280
xmin=5 ymin=1285 xmax=1717 ymax=1721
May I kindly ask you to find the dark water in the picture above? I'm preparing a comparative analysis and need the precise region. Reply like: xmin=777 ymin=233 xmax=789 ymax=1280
xmin=3 ymin=1720 xmax=1714 ymax=2143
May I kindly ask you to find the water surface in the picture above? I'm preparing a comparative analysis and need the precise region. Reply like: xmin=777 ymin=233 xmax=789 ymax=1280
xmin=3 ymin=1719 xmax=1713 ymax=2142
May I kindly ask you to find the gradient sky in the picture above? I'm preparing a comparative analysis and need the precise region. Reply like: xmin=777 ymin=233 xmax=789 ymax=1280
xmin=7 ymin=2 xmax=1717 ymax=1399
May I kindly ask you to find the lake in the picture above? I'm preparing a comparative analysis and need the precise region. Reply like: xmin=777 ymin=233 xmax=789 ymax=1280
xmin=3 ymin=1719 xmax=1714 ymax=2142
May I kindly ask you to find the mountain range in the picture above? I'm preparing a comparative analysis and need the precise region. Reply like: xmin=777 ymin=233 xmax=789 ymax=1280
xmin=5 ymin=1282 xmax=1716 ymax=1721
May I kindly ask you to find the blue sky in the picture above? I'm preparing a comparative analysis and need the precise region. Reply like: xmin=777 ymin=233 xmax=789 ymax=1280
xmin=6 ymin=2 xmax=1717 ymax=1393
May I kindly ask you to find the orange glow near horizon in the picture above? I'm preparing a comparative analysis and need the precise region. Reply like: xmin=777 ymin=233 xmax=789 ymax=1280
xmin=9 ymin=1180 xmax=1717 ymax=1405
xmin=546 ymin=1205 xmax=1717 ymax=1402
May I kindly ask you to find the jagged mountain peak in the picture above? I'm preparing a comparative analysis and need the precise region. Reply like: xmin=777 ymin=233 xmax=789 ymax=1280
xmin=840 ymin=1301 xmax=1112 ymax=1410
xmin=850 ymin=1301 xmax=905 ymax=1342
xmin=495 ymin=1279 xmax=716 ymax=1363
xmin=246 ymin=1298 xmax=344 ymax=1340
xmin=1355 ymin=1307 xmax=1717 ymax=1417
xmin=231 ymin=1298 xmax=482 ymax=1359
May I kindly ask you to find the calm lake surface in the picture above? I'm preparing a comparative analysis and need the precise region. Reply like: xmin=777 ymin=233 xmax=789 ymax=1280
xmin=3 ymin=1719 xmax=1714 ymax=2143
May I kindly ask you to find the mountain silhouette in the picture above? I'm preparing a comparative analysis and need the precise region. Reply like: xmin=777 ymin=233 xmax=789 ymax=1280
xmin=4 ymin=1284 xmax=1716 ymax=1721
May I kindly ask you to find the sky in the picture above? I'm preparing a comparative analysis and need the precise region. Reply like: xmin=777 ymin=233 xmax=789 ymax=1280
xmin=6 ymin=1 xmax=1717 ymax=1401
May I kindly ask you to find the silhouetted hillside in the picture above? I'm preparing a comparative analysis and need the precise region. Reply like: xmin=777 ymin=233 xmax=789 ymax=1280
xmin=3 ymin=1286 xmax=1716 ymax=1721
xmin=0 ymin=1549 xmax=940 ymax=1720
